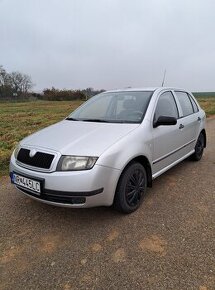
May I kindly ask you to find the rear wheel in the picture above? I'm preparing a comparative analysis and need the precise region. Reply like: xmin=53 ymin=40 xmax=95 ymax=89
xmin=114 ymin=162 xmax=147 ymax=214
xmin=191 ymin=132 xmax=205 ymax=161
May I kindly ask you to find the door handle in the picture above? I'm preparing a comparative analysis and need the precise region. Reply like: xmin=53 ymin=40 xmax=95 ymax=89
xmin=197 ymin=117 xmax=201 ymax=122
xmin=179 ymin=124 xmax=184 ymax=129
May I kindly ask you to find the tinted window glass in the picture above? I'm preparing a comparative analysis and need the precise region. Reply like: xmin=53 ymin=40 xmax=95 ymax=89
xmin=175 ymin=91 xmax=194 ymax=116
xmin=189 ymin=95 xmax=199 ymax=113
xmin=154 ymin=91 xmax=178 ymax=121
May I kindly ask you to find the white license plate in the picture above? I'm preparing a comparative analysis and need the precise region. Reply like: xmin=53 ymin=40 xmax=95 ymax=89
xmin=12 ymin=173 xmax=41 ymax=195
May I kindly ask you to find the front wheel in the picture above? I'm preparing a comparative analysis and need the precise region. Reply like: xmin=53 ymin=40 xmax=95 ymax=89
xmin=191 ymin=132 xmax=205 ymax=161
xmin=114 ymin=162 xmax=147 ymax=214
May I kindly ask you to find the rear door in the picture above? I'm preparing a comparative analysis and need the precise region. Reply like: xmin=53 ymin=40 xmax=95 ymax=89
xmin=173 ymin=91 xmax=200 ymax=153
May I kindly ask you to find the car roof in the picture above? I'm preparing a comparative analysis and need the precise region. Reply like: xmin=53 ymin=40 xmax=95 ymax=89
xmin=104 ymin=87 xmax=187 ymax=93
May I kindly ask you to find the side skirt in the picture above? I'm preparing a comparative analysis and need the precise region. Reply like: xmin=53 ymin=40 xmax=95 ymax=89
xmin=152 ymin=150 xmax=195 ymax=180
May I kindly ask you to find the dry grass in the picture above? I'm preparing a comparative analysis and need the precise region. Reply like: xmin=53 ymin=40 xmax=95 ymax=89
xmin=0 ymin=100 xmax=83 ymax=176
xmin=196 ymin=97 xmax=215 ymax=116
xmin=0 ymin=98 xmax=214 ymax=176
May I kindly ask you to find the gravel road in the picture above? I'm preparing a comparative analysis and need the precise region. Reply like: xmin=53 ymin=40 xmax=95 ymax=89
xmin=0 ymin=119 xmax=215 ymax=290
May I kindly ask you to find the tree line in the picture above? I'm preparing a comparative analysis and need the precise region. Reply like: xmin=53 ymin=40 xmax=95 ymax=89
xmin=40 ymin=87 xmax=105 ymax=101
xmin=0 ymin=65 xmax=104 ymax=101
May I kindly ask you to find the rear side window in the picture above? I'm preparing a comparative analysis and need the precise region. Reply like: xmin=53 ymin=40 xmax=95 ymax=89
xmin=154 ymin=91 xmax=179 ymax=121
xmin=175 ymin=91 xmax=194 ymax=117
xmin=189 ymin=95 xmax=199 ymax=113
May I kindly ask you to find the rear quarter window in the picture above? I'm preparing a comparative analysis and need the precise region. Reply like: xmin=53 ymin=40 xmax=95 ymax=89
xmin=188 ymin=94 xmax=199 ymax=113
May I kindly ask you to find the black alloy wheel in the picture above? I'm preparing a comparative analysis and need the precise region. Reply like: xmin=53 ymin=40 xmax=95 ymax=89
xmin=114 ymin=162 xmax=147 ymax=213
xmin=191 ymin=132 xmax=205 ymax=161
xmin=125 ymin=168 xmax=145 ymax=206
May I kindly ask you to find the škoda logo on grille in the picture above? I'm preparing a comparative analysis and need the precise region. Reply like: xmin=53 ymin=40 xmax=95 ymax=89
xmin=29 ymin=149 xmax=37 ymax=158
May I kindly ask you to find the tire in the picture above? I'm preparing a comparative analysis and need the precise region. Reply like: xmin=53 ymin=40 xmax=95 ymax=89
xmin=114 ymin=162 xmax=147 ymax=214
xmin=191 ymin=132 xmax=205 ymax=161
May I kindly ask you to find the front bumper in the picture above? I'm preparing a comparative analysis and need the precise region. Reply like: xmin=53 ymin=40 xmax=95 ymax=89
xmin=10 ymin=155 xmax=121 ymax=208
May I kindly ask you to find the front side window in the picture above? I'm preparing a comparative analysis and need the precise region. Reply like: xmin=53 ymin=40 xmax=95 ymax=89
xmin=154 ymin=91 xmax=178 ymax=121
xmin=68 ymin=91 xmax=153 ymax=123
xmin=175 ymin=91 xmax=194 ymax=117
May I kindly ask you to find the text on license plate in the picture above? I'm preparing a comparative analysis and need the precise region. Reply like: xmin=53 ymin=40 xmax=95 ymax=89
xmin=13 ymin=173 xmax=41 ymax=194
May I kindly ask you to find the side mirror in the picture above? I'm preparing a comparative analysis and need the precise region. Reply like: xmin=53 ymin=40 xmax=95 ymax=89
xmin=153 ymin=116 xmax=177 ymax=128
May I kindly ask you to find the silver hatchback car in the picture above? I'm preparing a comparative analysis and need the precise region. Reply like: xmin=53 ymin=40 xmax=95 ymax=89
xmin=10 ymin=87 xmax=206 ymax=213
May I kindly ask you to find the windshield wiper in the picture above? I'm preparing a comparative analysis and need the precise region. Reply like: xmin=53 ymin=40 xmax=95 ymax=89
xmin=66 ymin=117 xmax=138 ymax=124
xmin=66 ymin=117 xmax=110 ymax=122
xmin=66 ymin=117 xmax=79 ymax=121
xmin=80 ymin=119 xmax=110 ymax=123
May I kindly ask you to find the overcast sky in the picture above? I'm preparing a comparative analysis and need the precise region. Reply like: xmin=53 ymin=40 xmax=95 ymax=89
xmin=0 ymin=0 xmax=215 ymax=91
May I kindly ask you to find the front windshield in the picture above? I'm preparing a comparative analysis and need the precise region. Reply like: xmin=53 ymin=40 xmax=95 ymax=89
xmin=68 ymin=91 xmax=153 ymax=123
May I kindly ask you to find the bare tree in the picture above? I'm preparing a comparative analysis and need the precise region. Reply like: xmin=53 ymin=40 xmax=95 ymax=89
xmin=7 ymin=71 xmax=33 ymax=96
xmin=0 ymin=65 xmax=11 ymax=98
xmin=0 ymin=65 xmax=7 ymax=86
xmin=0 ymin=65 xmax=34 ymax=98
xmin=22 ymin=74 xmax=33 ymax=93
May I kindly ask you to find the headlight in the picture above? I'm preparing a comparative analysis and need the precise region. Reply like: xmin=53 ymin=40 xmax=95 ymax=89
xmin=57 ymin=156 xmax=98 ymax=171
xmin=14 ymin=143 xmax=21 ymax=159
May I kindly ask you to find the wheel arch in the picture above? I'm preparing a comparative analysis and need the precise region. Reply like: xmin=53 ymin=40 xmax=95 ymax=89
xmin=119 ymin=155 xmax=152 ymax=188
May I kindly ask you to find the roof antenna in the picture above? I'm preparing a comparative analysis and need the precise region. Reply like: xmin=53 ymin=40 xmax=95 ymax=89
xmin=161 ymin=69 xmax=166 ymax=87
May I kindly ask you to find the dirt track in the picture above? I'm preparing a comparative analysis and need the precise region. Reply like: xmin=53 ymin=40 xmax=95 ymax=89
xmin=0 ymin=119 xmax=215 ymax=290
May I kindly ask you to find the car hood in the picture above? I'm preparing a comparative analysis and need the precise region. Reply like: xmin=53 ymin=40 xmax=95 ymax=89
xmin=21 ymin=120 xmax=139 ymax=156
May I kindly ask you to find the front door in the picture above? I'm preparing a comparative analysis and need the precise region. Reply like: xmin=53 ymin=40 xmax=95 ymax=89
xmin=152 ymin=91 xmax=182 ymax=176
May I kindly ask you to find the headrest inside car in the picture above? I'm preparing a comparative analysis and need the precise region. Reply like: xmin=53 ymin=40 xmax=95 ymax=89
xmin=123 ymin=99 xmax=137 ymax=110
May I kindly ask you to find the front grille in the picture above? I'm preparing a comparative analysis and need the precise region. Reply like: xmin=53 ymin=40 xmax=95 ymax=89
xmin=17 ymin=148 xmax=55 ymax=169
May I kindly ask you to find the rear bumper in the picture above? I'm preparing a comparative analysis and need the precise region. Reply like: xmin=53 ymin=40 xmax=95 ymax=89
xmin=10 ymin=154 xmax=121 ymax=208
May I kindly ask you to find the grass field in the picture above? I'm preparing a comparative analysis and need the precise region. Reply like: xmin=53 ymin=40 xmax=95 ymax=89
xmin=0 ymin=97 xmax=214 ymax=176
xmin=0 ymin=100 xmax=83 ymax=176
